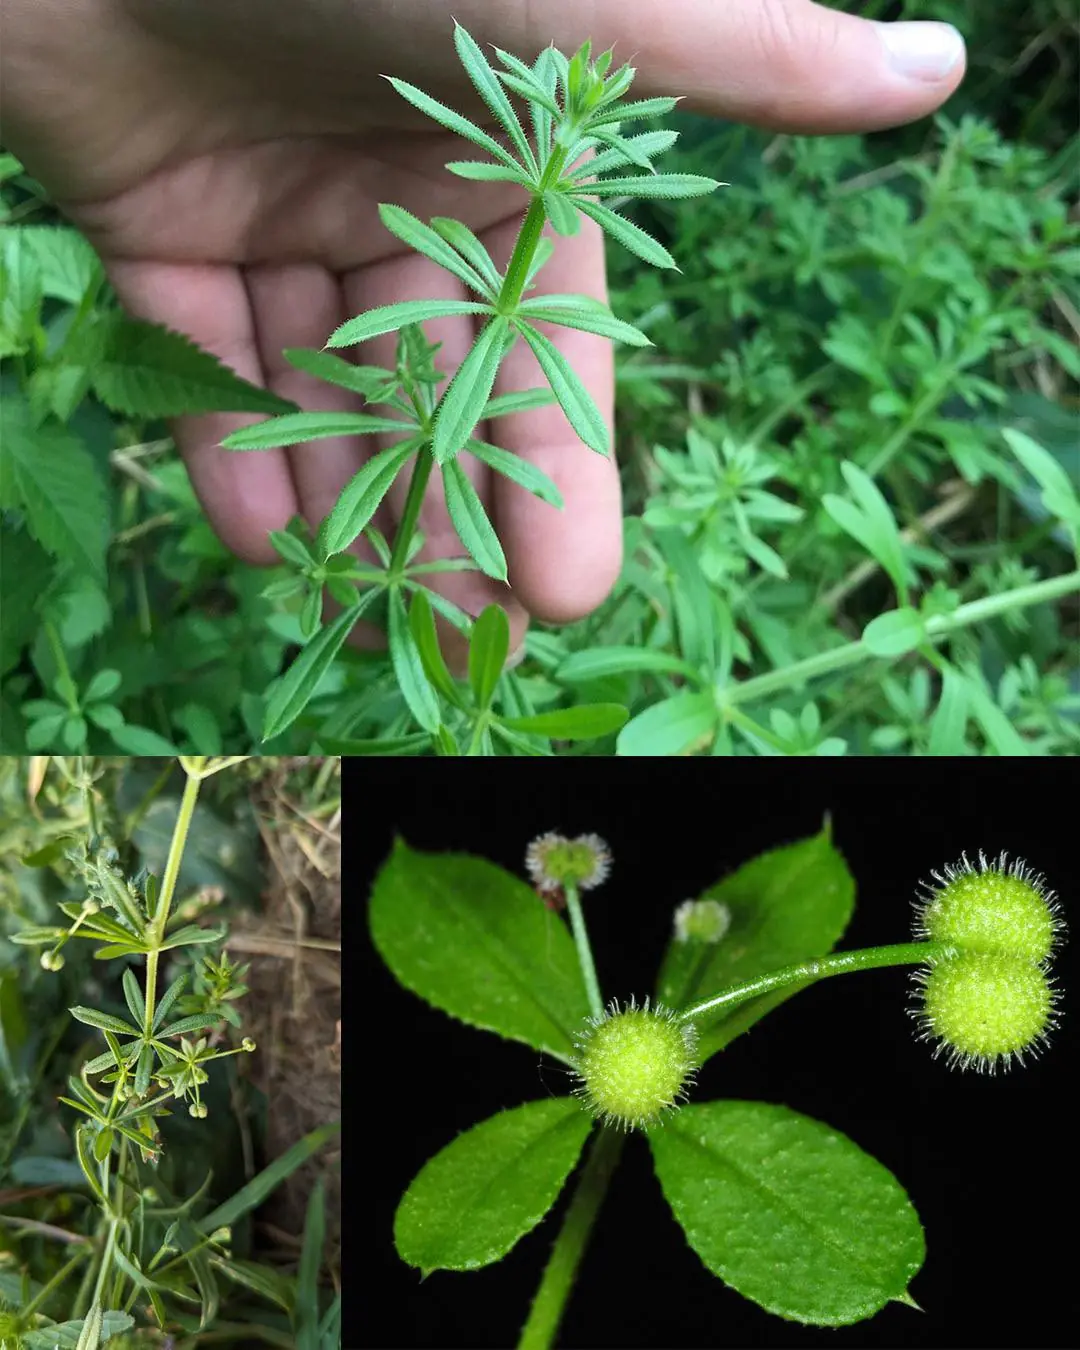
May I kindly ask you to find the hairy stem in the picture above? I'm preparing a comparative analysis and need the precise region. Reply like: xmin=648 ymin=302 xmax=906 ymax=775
xmin=518 ymin=1127 xmax=626 ymax=1350
xmin=143 ymin=766 xmax=203 ymax=1039
xmin=564 ymin=881 xmax=604 ymax=1020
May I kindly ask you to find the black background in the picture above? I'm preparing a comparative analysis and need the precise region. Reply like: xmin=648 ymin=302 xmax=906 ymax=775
xmin=345 ymin=759 xmax=1075 ymax=1349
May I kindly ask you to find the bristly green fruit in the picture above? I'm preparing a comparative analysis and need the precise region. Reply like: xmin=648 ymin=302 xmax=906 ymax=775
xmin=572 ymin=997 xmax=698 ymax=1130
xmin=914 ymin=851 xmax=1063 ymax=965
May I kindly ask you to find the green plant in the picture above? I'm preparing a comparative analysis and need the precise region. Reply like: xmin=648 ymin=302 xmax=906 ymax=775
xmin=369 ymin=830 xmax=1063 ymax=1347
xmin=0 ymin=758 xmax=340 ymax=1348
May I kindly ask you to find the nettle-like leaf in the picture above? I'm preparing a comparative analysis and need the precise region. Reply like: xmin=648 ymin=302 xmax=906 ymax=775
xmin=649 ymin=1101 xmax=924 ymax=1325
xmin=369 ymin=840 xmax=590 ymax=1058
xmin=89 ymin=314 xmax=296 ymax=417
xmin=654 ymin=828 xmax=855 ymax=1063
xmin=395 ymin=1098 xmax=593 ymax=1275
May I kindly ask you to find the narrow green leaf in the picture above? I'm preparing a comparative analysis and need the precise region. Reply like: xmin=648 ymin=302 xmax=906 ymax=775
xmin=200 ymin=1122 xmax=341 ymax=1233
xmin=433 ymin=317 xmax=510 ymax=464
xmin=317 ymin=437 xmax=420 ymax=556
xmin=574 ymin=173 xmax=722 ymax=199
xmin=430 ymin=217 xmax=503 ymax=296
xmin=409 ymin=590 xmax=466 ymax=708
xmin=650 ymin=1101 xmax=924 ymax=1326
xmin=442 ymin=458 xmax=507 ymax=581
xmin=388 ymin=588 xmax=441 ymax=733
xmin=468 ymin=604 xmax=510 ymax=710
xmin=262 ymin=601 xmax=369 ymax=741
xmin=481 ymin=388 xmax=558 ymax=419
xmin=525 ymin=237 xmax=555 ymax=290
xmin=156 ymin=1013 xmax=223 ymax=1039
xmin=109 ymin=725 xmax=182 ymax=755
xmin=518 ymin=297 xmax=652 ymax=346
xmin=569 ymin=130 xmax=679 ymax=177
xmin=499 ymin=703 xmax=628 ymax=740
xmin=121 ymin=969 xmax=145 ymax=1027
xmin=927 ymin=663 xmax=970 ymax=755
xmin=589 ymin=96 xmax=681 ymax=125
xmin=453 ymin=23 xmax=538 ymax=177
xmin=444 ymin=161 xmax=533 ymax=184
xmin=542 ymin=190 xmax=581 ymax=237
xmin=157 ymin=923 xmax=226 ymax=951
xmin=24 ymin=1311 xmax=134 ymax=1349
xmin=493 ymin=55 xmax=563 ymax=118
xmin=572 ymin=196 xmax=678 ymax=269
xmin=369 ymin=840 xmax=590 ymax=1057
xmin=514 ymin=320 xmax=609 ymax=455
xmin=326 ymin=299 xmax=491 ymax=350
xmin=211 ymin=1257 xmax=294 ymax=1313
xmin=385 ymin=75 xmax=524 ymax=171
xmin=656 ymin=829 xmax=855 ymax=1060
xmin=220 ymin=410 xmax=414 ymax=451
xmin=69 ymin=1006 xmax=139 ymax=1037
xmin=557 ymin=647 xmax=700 ymax=683
xmin=466 ymin=437 xmax=563 ymax=508
xmin=861 ymin=607 xmax=926 ymax=657
xmin=396 ymin=1099 xmax=593 ymax=1274
xmin=379 ymin=204 xmax=495 ymax=299
xmin=282 ymin=348 xmax=398 ymax=399
xmin=616 ymin=689 xmax=717 ymax=756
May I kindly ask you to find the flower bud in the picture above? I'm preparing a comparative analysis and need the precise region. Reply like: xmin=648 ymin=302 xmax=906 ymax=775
xmin=525 ymin=832 xmax=611 ymax=894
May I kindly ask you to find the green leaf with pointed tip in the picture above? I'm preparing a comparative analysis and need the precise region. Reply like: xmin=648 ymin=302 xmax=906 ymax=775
xmin=481 ymin=387 xmax=557 ymax=419
xmin=468 ymin=604 xmax=510 ymax=711
xmin=453 ymin=22 xmax=537 ymax=177
xmin=589 ymin=96 xmax=680 ymax=125
xmin=389 ymin=588 xmax=441 ymax=733
xmin=430 ymin=218 xmax=503 ymax=296
xmin=649 ymin=1101 xmax=924 ymax=1326
xmin=386 ymin=75 xmax=524 ymax=172
xmin=409 ymin=590 xmax=465 ymax=708
xmin=572 ymin=196 xmax=678 ymax=270
xmin=69 ymin=1006 xmax=139 ymax=1037
xmin=326 ymin=299 xmax=492 ymax=350
xmin=542 ymin=190 xmax=581 ymax=237
xmin=575 ymin=173 xmax=722 ymax=199
xmin=616 ymin=689 xmax=716 ymax=756
xmin=518 ymin=296 xmax=652 ymax=347
xmin=499 ymin=703 xmax=627 ymax=740
xmin=433 ymin=317 xmax=511 ymax=464
xmin=220 ymin=410 xmax=415 ymax=451
xmin=573 ymin=130 xmax=678 ymax=176
xmin=442 ymin=458 xmax=508 ymax=581
xmin=282 ymin=349 xmax=398 ymax=400
xmin=655 ymin=829 xmax=855 ymax=1062
xmin=395 ymin=1099 xmax=593 ymax=1274
xmin=466 ymin=437 xmax=563 ymax=508
xmin=317 ymin=437 xmax=421 ymax=556
xmin=262 ymin=599 xmax=371 ymax=741
xmin=369 ymin=840 xmax=590 ymax=1058
xmin=514 ymin=320 xmax=609 ymax=455
xmin=378 ymin=204 xmax=494 ymax=299
xmin=444 ymin=160 xmax=533 ymax=184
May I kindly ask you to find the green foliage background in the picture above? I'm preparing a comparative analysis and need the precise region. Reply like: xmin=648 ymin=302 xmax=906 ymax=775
xmin=1 ymin=0 xmax=1076 ymax=755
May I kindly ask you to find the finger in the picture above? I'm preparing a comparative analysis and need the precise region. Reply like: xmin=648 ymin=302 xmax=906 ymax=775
xmin=473 ymin=0 xmax=965 ymax=134
xmin=341 ymin=254 xmax=530 ymax=667
xmin=103 ymin=260 xmax=297 ymax=563
xmin=485 ymin=215 xmax=622 ymax=624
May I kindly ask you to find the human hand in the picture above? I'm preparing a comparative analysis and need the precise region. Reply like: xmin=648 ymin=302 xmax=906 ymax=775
xmin=1 ymin=0 xmax=965 ymax=663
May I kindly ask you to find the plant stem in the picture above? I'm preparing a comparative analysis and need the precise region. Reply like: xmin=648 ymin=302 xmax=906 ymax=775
xmin=564 ymin=881 xmax=603 ymax=1019
xmin=721 ymin=568 xmax=1080 ymax=707
xmin=678 ymin=940 xmax=953 ymax=1023
xmin=390 ymin=448 xmax=435 ymax=574
xmin=143 ymin=766 xmax=203 ymax=1039
xmin=518 ymin=1127 xmax=626 ymax=1350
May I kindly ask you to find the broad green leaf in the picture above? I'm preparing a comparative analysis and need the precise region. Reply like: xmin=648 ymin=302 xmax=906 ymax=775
xmin=468 ymin=604 xmax=510 ymax=710
xmin=262 ymin=601 xmax=369 ymax=740
xmin=514 ymin=320 xmax=609 ymax=455
xmin=578 ymin=173 xmax=721 ymax=200
xmin=499 ymin=703 xmax=628 ymax=740
xmin=395 ymin=1098 xmax=593 ymax=1275
xmin=649 ymin=1101 xmax=924 ymax=1326
xmin=557 ymin=646 xmax=700 ymax=683
xmin=0 ymin=399 xmax=109 ymax=582
xmin=379 ymin=203 xmax=495 ymax=299
xmin=430 ymin=217 xmax=503 ymax=295
xmin=109 ymin=724 xmax=181 ymax=755
xmin=572 ymin=196 xmax=678 ymax=270
xmin=220 ymin=409 xmax=414 ymax=451
xmin=326 ymin=299 xmax=491 ymax=350
xmin=453 ymin=23 xmax=538 ymax=177
xmin=69 ymin=1006 xmax=139 ymax=1037
xmin=90 ymin=314 xmax=295 ymax=416
xmin=433 ymin=317 xmax=510 ymax=463
xmin=0 ymin=524 xmax=48 ymax=674
xmin=518 ymin=296 xmax=652 ymax=346
xmin=19 ymin=225 xmax=103 ymax=303
xmin=861 ymin=607 xmax=926 ymax=657
xmin=200 ymin=1122 xmax=341 ymax=1232
xmin=616 ymin=689 xmax=716 ymax=756
xmin=317 ymin=437 xmax=420 ymax=556
xmin=368 ymin=840 xmax=590 ymax=1058
xmin=388 ymin=588 xmax=441 ymax=732
xmin=23 ymin=1311 xmax=134 ymax=1348
xmin=444 ymin=160 xmax=533 ymax=184
xmin=0 ymin=230 xmax=43 ymax=349
xmin=442 ymin=458 xmax=508 ymax=581
xmin=655 ymin=829 xmax=855 ymax=1062
xmin=481 ymin=388 xmax=558 ymax=419
xmin=409 ymin=589 xmax=465 ymax=708
xmin=543 ymin=190 xmax=581 ymax=237
xmin=386 ymin=75 xmax=525 ymax=171
xmin=282 ymin=348 xmax=397 ymax=399
xmin=466 ymin=437 xmax=563 ymax=508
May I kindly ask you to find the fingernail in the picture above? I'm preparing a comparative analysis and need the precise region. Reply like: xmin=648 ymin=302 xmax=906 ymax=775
xmin=877 ymin=21 xmax=965 ymax=81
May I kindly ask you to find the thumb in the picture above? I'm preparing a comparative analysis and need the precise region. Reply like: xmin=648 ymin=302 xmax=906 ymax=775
xmin=577 ymin=0 xmax=966 ymax=134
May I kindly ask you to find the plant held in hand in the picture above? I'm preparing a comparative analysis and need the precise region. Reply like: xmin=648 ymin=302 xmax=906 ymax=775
xmin=221 ymin=25 xmax=721 ymax=743
xmin=369 ymin=831 xmax=1064 ymax=1347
